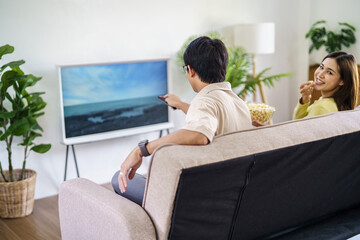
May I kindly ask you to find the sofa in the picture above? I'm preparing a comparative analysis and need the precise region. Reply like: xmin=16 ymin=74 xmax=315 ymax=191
xmin=59 ymin=109 xmax=360 ymax=240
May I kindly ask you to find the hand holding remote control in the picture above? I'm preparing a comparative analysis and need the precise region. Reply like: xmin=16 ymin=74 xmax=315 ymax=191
xmin=158 ymin=96 xmax=177 ymax=110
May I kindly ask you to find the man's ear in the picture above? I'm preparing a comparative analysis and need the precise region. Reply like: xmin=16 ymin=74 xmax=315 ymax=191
xmin=188 ymin=66 xmax=196 ymax=77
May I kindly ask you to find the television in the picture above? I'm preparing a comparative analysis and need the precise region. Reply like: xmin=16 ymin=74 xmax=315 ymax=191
xmin=58 ymin=59 xmax=173 ymax=145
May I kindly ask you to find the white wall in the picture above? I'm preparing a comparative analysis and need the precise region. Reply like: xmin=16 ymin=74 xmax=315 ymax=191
xmin=0 ymin=0 xmax=359 ymax=199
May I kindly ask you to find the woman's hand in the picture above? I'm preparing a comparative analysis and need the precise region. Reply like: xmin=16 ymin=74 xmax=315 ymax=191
xmin=299 ymin=81 xmax=314 ymax=104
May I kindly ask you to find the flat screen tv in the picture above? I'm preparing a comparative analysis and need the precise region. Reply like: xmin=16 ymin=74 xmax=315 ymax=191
xmin=58 ymin=59 xmax=173 ymax=145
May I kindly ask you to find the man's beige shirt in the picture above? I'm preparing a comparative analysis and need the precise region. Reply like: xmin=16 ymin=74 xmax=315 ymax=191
xmin=183 ymin=82 xmax=252 ymax=142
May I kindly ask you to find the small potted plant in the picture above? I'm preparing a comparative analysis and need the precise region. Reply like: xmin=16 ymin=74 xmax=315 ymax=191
xmin=0 ymin=44 xmax=51 ymax=218
xmin=305 ymin=20 xmax=356 ymax=54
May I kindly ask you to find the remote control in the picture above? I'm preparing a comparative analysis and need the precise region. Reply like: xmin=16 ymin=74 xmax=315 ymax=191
xmin=158 ymin=96 xmax=177 ymax=110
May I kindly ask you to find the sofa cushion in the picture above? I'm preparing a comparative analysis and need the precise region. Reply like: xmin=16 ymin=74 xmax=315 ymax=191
xmin=143 ymin=110 xmax=360 ymax=240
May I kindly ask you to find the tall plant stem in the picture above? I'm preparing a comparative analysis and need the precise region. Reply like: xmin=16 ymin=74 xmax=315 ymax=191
xmin=1 ymin=99 xmax=13 ymax=182
xmin=0 ymin=162 xmax=8 ymax=182
xmin=0 ymin=100 xmax=10 ymax=182
xmin=18 ymin=160 xmax=26 ymax=181
xmin=7 ymin=135 xmax=14 ymax=182
xmin=18 ymin=132 xmax=30 ymax=181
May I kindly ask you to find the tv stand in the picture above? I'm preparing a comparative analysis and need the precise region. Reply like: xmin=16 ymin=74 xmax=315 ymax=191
xmin=159 ymin=128 xmax=170 ymax=138
xmin=63 ymin=145 xmax=80 ymax=181
xmin=63 ymin=128 xmax=170 ymax=181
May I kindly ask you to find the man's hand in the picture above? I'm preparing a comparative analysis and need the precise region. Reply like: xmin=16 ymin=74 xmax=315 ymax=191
xmin=164 ymin=94 xmax=190 ymax=114
xmin=117 ymin=129 xmax=208 ymax=193
xmin=118 ymin=147 xmax=143 ymax=193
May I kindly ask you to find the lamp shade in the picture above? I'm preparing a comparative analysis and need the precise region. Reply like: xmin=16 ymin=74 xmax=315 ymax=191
xmin=233 ymin=22 xmax=275 ymax=54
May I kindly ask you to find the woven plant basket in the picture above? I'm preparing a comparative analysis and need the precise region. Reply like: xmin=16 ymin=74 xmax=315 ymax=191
xmin=0 ymin=169 xmax=37 ymax=218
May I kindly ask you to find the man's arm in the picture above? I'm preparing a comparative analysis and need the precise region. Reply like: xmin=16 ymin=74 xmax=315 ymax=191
xmin=118 ymin=129 xmax=208 ymax=193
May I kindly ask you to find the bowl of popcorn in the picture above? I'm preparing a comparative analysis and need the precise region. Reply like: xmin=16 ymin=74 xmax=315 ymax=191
xmin=246 ymin=102 xmax=276 ymax=123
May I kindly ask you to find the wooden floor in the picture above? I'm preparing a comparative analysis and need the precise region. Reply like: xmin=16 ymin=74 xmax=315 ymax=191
xmin=0 ymin=195 xmax=61 ymax=240
xmin=0 ymin=182 xmax=112 ymax=240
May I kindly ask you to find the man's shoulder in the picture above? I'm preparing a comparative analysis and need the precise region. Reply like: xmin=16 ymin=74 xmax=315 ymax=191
xmin=190 ymin=94 xmax=216 ymax=108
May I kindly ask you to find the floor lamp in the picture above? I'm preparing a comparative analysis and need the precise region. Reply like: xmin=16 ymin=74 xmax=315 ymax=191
xmin=233 ymin=22 xmax=275 ymax=104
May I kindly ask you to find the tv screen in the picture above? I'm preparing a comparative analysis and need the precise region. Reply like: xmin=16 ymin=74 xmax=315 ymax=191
xmin=58 ymin=59 xmax=173 ymax=145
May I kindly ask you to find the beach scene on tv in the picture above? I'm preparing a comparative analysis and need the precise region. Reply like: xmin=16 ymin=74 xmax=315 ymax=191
xmin=61 ymin=60 xmax=169 ymax=138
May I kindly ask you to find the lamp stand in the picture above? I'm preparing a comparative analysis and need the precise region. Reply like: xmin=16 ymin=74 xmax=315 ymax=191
xmin=252 ymin=54 xmax=257 ymax=102
xmin=251 ymin=54 xmax=268 ymax=104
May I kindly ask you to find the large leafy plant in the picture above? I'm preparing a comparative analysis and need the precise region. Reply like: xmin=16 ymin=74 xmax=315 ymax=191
xmin=225 ymin=47 xmax=293 ymax=99
xmin=305 ymin=20 xmax=356 ymax=53
xmin=177 ymin=32 xmax=293 ymax=99
xmin=0 ymin=44 xmax=51 ymax=182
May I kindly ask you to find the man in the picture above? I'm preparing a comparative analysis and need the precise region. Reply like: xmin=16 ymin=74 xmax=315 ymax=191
xmin=112 ymin=36 xmax=252 ymax=205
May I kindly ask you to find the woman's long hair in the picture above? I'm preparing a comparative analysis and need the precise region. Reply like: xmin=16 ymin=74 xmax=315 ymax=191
xmin=323 ymin=52 xmax=359 ymax=110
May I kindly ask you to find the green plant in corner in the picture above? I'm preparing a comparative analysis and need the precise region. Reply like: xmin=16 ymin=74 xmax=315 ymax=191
xmin=0 ymin=44 xmax=51 ymax=182
xmin=305 ymin=20 xmax=356 ymax=53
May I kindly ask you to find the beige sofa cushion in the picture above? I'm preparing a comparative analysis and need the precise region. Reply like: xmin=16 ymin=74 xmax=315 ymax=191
xmin=143 ymin=110 xmax=360 ymax=240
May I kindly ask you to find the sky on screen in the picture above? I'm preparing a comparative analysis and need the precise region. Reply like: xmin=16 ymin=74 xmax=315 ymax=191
xmin=61 ymin=61 xmax=168 ymax=106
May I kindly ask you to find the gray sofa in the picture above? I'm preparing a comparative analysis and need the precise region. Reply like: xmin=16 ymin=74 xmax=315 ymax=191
xmin=59 ymin=110 xmax=360 ymax=240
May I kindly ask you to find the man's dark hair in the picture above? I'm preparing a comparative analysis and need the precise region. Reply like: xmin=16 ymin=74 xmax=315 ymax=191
xmin=183 ymin=36 xmax=229 ymax=83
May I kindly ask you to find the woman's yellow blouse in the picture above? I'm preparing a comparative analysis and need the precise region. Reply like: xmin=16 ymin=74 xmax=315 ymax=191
xmin=293 ymin=97 xmax=338 ymax=120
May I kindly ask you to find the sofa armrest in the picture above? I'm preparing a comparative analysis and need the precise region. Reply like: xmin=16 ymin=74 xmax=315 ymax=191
xmin=59 ymin=178 xmax=156 ymax=240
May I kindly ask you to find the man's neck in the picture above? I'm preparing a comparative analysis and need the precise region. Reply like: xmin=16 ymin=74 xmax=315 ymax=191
xmin=194 ymin=79 xmax=209 ymax=93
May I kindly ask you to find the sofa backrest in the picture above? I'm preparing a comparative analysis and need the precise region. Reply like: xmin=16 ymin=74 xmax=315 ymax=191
xmin=143 ymin=110 xmax=360 ymax=240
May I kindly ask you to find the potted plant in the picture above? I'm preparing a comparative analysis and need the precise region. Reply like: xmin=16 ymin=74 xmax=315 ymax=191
xmin=177 ymin=32 xmax=293 ymax=101
xmin=0 ymin=44 xmax=51 ymax=218
xmin=305 ymin=20 xmax=356 ymax=54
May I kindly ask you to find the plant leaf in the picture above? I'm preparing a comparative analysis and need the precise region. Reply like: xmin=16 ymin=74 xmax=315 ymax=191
xmin=0 ymin=118 xmax=27 ymax=140
xmin=31 ymin=122 xmax=43 ymax=131
xmin=0 ymin=45 xmax=14 ymax=60
xmin=20 ymin=131 xmax=42 ymax=146
xmin=225 ymin=47 xmax=251 ymax=89
xmin=12 ymin=118 xmax=30 ymax=136
xmin=0 ymin=110 xmax=16 ymax=120
xmin=31 ymin=144 xmax=51 ymax=154
xmin=17 ymin=74 xmax=42 ymax=93
xmin=311 ymin=20 xmax=326 ymax=27
xmin=339 ymin=22 xmax=356 ymax=31
xmin=1 ymin=70 xmax=18 ymax=92
xmin=341 ymin=29 xmax=356 ymax=44
xmin=0 ymin=60 xmax=25 ymax=74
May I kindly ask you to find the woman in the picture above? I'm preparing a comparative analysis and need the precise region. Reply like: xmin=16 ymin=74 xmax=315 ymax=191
xmin=252 ymin=52 xmax=359 ymax=127
xmin=293 ymin=51 xmax=359 ymax=119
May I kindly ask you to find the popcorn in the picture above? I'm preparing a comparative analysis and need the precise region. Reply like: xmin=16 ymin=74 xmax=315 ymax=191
xmin=246 ymin=102 xmax=276 ymax=123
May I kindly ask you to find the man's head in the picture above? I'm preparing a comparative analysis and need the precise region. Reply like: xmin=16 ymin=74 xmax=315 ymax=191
xmin=183 ymin=36 xmax=229 ymax=84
